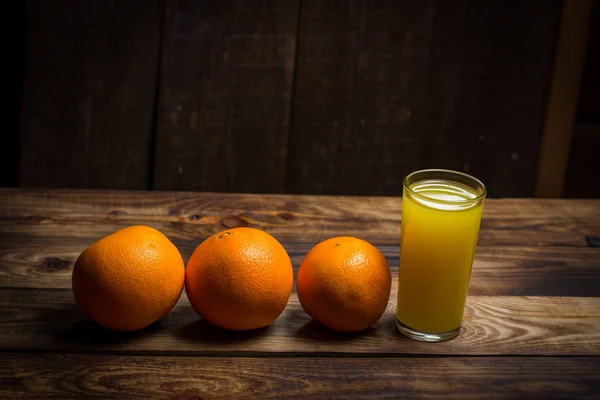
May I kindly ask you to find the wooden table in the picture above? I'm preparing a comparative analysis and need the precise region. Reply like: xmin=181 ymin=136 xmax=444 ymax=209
xmin=1 ymin=189 xmax=599 ymax=399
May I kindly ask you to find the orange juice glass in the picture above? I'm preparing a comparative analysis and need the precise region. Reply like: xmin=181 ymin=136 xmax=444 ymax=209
xmin=396 ymin=169 xmax=486 ymax=342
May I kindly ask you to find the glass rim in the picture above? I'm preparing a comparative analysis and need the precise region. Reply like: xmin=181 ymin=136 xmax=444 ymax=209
xmin=402 ymin=169 xmax=487 ymax=205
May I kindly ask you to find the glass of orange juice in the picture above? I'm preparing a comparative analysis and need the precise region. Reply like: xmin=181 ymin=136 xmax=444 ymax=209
xmin=396 ymin=169 xmax=486 ymax=342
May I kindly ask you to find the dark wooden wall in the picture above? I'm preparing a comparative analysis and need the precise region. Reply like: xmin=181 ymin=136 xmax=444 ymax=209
xmin=12 ymin=0 xmax=565 ymax=197
xmin=564 ymin=0 xmax=600 ymax=198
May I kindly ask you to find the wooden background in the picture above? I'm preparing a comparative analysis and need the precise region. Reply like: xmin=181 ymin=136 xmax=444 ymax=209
xmin=565 ymin=0 xmax=600 ymax=198
xmin=5 ymin=0 xmax=599 ymax=197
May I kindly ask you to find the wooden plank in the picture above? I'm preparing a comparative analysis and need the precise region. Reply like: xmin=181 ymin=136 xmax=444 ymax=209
xmin=153 ymin=0 xmax=299 ymax=193
xmin=1 ymin=289 xmax=598 ymax=356
xmin=535 ymin=0 xmax=593 ymax=197
xmin=1 ymin=354 xmax=598 ymax=399
xmin=2 ymin=237 xmax=599 ymax=297
xmin=564 ymin=125 xmax=600 ymax=198
xmin=287 ymin=0 xmax=560 ymax=196
xmin=19 ymin=0 xmax=161 ymax=189
xmin=1 ymin=189 xmax=599 ymax=246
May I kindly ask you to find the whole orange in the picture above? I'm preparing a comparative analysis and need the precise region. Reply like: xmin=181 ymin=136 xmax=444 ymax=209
xmin=72 ymin=226 xmax=185 ymax=331
xmin=185 ymin=227 xmax=293 ymax=331
xmin=297 ymin=236 xmax=391 ymax=332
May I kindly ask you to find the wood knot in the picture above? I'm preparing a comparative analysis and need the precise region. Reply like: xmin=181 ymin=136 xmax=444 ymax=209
xmin=188 ymin=214 xmax=201 ymax=221
xmin=586 ymin=235 xmax=600 ymax=247
xmin=40 ymin=257 xmax=69 ymax=272
xmin=221 ymin=216 xmax=248 ymax=228
xmin=279 ymin=212 xmax=296 ymax=221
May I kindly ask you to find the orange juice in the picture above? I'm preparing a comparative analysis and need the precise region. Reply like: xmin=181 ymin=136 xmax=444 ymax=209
xmin=396 ymin=172 xmax=485 ymax=341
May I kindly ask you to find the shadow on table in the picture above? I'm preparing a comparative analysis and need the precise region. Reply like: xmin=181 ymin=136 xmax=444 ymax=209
xmin=41 ymin=306 xmax=162 ymax=346
xmin=177 ymin=319 xmax=271 ymax=343
xmin=282 ymin=306 xmax=388 ymax=342
xmin=57 ymin=318 xmax=163 ymax=345
xmin=294 ymin=319 xmax=376 ymax=342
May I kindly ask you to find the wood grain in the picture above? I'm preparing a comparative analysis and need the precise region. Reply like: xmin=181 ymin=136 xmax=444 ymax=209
xmin=287 ymin=0 xmax=560 ymax=196
xmin=1 ymin=189 xmax=599 ymax=246
xmin=1 ymin=289 xmax=598 ymax=356
xmin=19 ymin=0 xmax=161 ymax=190
xmin=2 ymin=237 xmax=599 ymax=297
xmin=153 ymin=0 xmax=299 ymax=193
xmin=1 ymin=353 xmax=598 ymax=399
